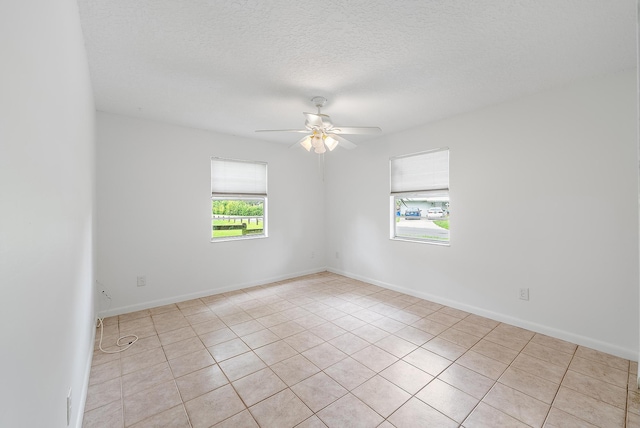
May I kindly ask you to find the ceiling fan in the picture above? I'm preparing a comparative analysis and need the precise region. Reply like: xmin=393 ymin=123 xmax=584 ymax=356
xmin=256 ymin=96 xmax=382 ymax=154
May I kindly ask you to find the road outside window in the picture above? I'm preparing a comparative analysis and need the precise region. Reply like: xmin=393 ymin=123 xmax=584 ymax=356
xmin=394 ymin=194 xmax=449 ymax=242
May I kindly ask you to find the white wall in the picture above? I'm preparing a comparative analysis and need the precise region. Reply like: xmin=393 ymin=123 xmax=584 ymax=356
xmin=325 ymin=71 xmax=639 ymax=360
xmin=96 ymin=113 xmax=326 ymax=314
xmin=0 ymin=1 xmax=96 ymax=427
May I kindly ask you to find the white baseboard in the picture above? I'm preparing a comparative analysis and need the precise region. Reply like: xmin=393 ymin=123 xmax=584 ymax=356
xmin=98 ymin=267 xmax=327 ymax=318
xmin=328 ymin=268 xmax=638 ymax=362
xmin=74 ymin=317 xmax=97 ymax=428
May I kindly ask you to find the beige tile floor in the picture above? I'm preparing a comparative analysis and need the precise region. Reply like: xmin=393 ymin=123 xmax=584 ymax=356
xmin=83 ymin=272 xmax=640 ymax=428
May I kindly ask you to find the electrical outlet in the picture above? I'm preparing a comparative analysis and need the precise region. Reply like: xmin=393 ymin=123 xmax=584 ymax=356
xmin=137 ymin=276 xmax=146 ymax=287
xmin=519 ymin=288 xmax=529 ymax=300
xmin=67 ymin=388 xmax=72 ymax=426
xmin=311 ymin=251 xmax=315 ymax=259
xmin=335 ymin=252 xmax=340 ymax=259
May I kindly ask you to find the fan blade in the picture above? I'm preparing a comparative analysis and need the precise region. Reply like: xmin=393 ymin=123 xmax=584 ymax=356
xmin=320 ymin=114 xmax=332 ymax=128
xmin=303 ymin=112 xmax=332 ymax=128
xmin=289 ymin=135 xmax=312 ymax=151
xmin=255 ymin=129 xmax=309 ymax=133
xmin=332 ymin=134 xmax=357 ymax=150
xmin=332 ymin=126 xmax=381 ymax=135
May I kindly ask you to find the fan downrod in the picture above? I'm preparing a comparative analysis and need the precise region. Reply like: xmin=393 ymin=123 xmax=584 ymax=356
xmin=310 ymin=96 xmax=327 ymax=113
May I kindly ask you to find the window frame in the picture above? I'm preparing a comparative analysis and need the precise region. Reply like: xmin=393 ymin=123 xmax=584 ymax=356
xmin=389 ymin=148 xmax=450 ymax=245
xmin=211 ymin=157 xmax=268 ymax=242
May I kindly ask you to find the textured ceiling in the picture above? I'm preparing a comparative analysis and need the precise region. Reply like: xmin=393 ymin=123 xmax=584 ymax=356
xmin=77 ymin=0 xmax=636 ymax=146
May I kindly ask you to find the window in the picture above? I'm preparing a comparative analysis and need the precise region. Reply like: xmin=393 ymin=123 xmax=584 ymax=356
xmin=211 ymin=157 xmax=267 ymax=241
xmin=390 ymin=148 xmax=450 ymax=244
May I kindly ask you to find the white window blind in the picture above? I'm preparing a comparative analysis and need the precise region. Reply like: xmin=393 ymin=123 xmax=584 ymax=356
xmin=390 ymin=149 xmax=449 ymax=194
xmin=211 ymin=158 xmax=267 ymax=196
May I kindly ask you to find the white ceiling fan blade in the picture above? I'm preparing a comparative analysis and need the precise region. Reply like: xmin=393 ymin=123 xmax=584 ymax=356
xmin=320 ymin=114 xmax=332 ymax=128
xmin=303 ymin=112 xmax=332 ymax=128
xmin=288 ymin=135 xmax=312 ymax=151
xmin=332 ymin=126 xmax=382 ymax=135
xmin=332 ymin=134 xmax=357 ymax=150
xmin=255 ymin=129 xmax=309 ymax=133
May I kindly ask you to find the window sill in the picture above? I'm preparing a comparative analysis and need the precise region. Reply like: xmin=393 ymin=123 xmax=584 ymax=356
xmin=211 ymin=235 xmax=268 ymax=243
xmin=390 ymin=236 xmax=450 ymax=246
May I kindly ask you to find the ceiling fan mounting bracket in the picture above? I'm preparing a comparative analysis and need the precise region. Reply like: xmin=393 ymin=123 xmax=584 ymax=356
xmin=310 ymin=96 xmax=327 ymax=111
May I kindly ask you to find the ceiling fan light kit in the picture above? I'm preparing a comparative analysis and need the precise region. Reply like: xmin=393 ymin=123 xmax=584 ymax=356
xmin=256 ymin=96 xmax=381 ymax=154
xmin=299 ymin=132 xmax=339 ymax=153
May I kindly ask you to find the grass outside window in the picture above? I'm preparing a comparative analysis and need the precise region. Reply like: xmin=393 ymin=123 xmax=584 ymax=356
xmin=212 ymin=218 xmax=264 ymax=238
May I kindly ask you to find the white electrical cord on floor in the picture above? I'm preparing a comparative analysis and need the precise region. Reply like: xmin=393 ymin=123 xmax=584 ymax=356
xmin=97 ymin=288 xmax=138 ymax=354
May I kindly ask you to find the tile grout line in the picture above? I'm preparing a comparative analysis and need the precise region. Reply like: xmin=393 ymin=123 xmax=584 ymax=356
xmin=624 ymin=358 xmax=633 ymax=428
xmin=542 ymin=343 xmax=581 ymax=428
xmin=513 ymin=331 xmax=546 ymax=427
xmin=454 ymin=319 xmax=504 ymax=427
